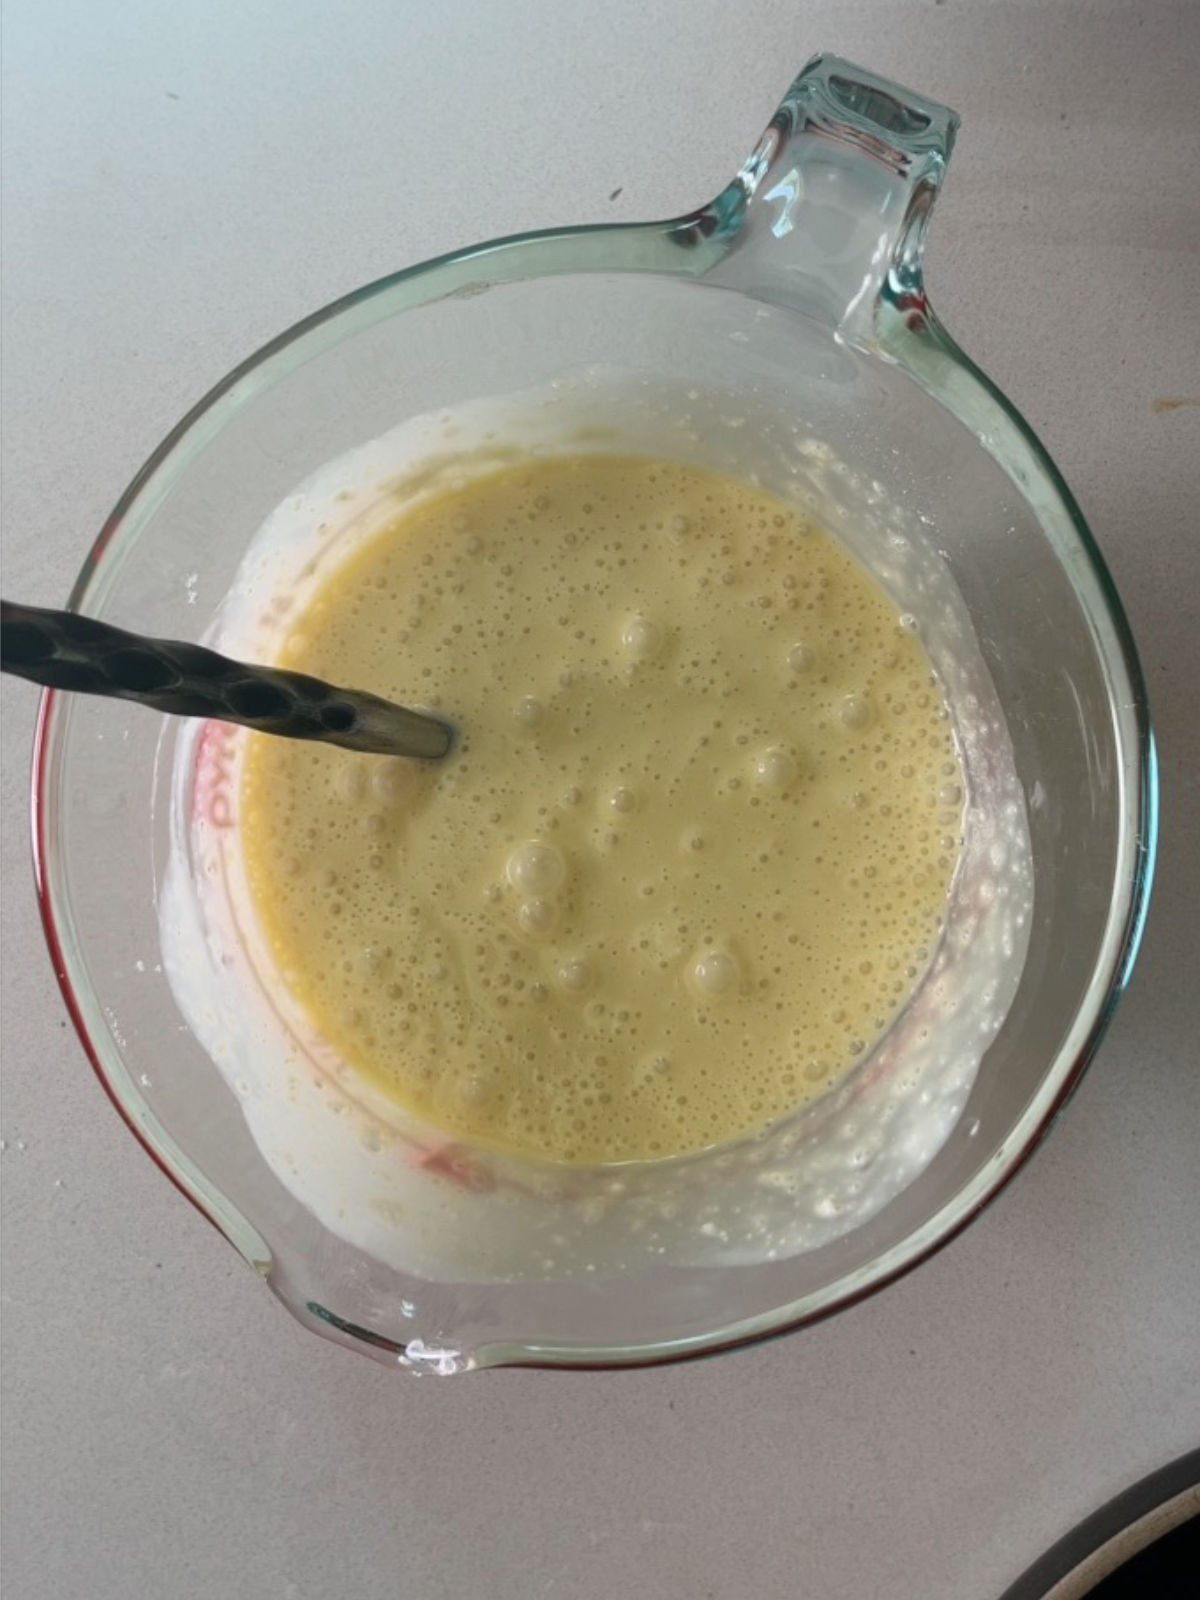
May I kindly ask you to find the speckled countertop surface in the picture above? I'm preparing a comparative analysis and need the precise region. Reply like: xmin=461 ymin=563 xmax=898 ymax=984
xmin=2 ymin=4 xmax=1197 ymax=1596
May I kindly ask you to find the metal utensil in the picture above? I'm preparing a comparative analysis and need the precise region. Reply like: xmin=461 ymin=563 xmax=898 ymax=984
xmin=1 ymin=600 xmax=452 ymax=760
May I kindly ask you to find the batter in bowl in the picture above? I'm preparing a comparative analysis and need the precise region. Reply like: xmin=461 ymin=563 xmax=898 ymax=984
xmin=240 ymin=454 xmax=964 ymax=1164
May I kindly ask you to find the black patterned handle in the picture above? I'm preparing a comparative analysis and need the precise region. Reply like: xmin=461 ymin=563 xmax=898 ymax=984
xmin=1 ymin=600 xmax=452 ymax=760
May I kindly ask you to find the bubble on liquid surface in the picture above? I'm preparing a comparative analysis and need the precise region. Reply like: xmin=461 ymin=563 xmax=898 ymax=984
xmin=513 ymin=696 xmax=544 ymax=728
xmin=752 ymin=745 xmax=798 ymax=790
xmin=371 ymin=761 xmax=406 ymax=801
xmin=559 ymin=957 xmax=591 ymax=992
xmin=840 ymin=693 xmax=871 ymax=729
xmin=620 ymin=615 xmax=664 ymax=661
xmin=506 ymin=841 xmax=566 ymax=896
xmin=689 ymin=949 xmax=740 ymax=998
xmin=517 ymin=897 xmax=560 ymax=938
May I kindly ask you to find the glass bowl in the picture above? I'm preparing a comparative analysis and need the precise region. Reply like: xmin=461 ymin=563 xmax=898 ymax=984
xmin=32 ymin=57 xmax=1156 ymax=1372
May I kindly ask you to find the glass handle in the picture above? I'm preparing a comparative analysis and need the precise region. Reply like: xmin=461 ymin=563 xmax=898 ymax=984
xmin=706 ymin=56 xmax=959 ymax=338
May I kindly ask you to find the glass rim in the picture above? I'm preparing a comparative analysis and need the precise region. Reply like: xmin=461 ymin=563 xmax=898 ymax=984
xmin=29 ymin=209 xmax=1159 ymax=1372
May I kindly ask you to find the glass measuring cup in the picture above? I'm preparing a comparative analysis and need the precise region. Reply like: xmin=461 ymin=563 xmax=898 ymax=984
xmin=33 ymin=55 xmax=1156 ymax=1371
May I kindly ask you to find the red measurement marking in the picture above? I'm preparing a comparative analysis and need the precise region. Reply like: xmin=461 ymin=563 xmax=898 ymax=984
xmin=418 ymin=1145 xmax=497 ymax=1194
xmin=193 ymin=720 xmax=239 ymax=829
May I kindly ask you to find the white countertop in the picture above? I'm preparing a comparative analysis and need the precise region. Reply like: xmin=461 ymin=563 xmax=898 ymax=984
xmin=2 ymin=4 xmax=1198 ymax=1596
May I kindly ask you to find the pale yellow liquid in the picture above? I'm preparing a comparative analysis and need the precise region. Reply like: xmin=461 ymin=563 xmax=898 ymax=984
xmin=241 ymin=455 xmax=964 ymax=1163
